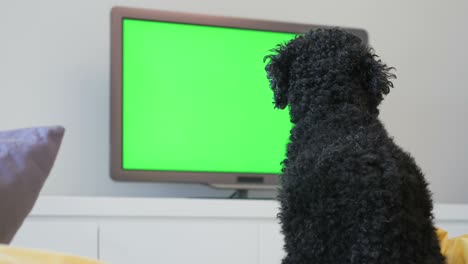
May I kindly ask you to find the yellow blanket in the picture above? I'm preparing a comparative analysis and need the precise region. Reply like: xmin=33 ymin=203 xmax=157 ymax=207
xmin=0 ymin=229 xmax=466 ymax=263
xmin=0 ymin=246 xmax=104 ymax=264
xmin=437 ymin=228 xmax=468 ymax=264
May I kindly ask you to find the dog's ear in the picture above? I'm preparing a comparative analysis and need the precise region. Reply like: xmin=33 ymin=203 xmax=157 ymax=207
xmin=360 ymin=48 xmax=396 ymax=109
xmin=264 ymin=36 xmax=303 ymax=109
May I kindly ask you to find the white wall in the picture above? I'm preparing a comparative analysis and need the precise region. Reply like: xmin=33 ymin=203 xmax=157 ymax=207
xmin=1 ymin=0 xmax=467 ymax=202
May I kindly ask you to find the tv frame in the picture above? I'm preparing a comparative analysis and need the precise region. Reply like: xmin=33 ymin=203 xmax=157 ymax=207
xmin=110 ymin=6 xmax=368 ymax=189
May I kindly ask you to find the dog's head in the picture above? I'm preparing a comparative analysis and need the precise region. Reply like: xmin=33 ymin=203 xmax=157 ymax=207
xmin=264 ymin=28 xmax=395 ymax=116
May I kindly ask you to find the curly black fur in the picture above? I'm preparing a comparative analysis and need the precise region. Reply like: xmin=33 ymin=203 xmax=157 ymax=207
xmin=265 ymin=28 xmax=444 ymax=264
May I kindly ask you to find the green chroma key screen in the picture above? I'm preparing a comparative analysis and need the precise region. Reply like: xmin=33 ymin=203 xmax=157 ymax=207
xmin=122 ymin=18 xmax=296 ymax=174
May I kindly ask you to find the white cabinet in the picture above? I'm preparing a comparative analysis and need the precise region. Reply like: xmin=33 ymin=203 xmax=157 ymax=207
xmin=100 ymin=220 xmax=258 ymax=264
xmin=258 ymin=221 xmax=284 ymax=264
xmin=11 ymin=219 xmax=98 ymax=259
xmin=10 ymin=196 xmax=468 ymax=264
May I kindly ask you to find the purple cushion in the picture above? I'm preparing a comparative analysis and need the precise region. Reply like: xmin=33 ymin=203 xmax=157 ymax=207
xmin=0 ymin=126 xmax=65 ymax=244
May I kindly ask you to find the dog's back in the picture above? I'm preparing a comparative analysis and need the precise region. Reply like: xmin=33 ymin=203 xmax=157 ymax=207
xmin=266 ymin=29 xmax=444 ymax=264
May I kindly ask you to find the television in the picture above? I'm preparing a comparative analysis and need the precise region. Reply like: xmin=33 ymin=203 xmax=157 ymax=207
xmin=110 ymin=6 xmax=368 ymax=190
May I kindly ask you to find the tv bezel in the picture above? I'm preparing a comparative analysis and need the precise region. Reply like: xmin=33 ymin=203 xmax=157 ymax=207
xmin=110 ymin=6 xmax=368 ymax=188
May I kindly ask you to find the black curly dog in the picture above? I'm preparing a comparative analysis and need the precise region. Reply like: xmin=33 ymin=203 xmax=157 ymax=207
xmin=265 ymin=28 xmax=444 ymax=264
